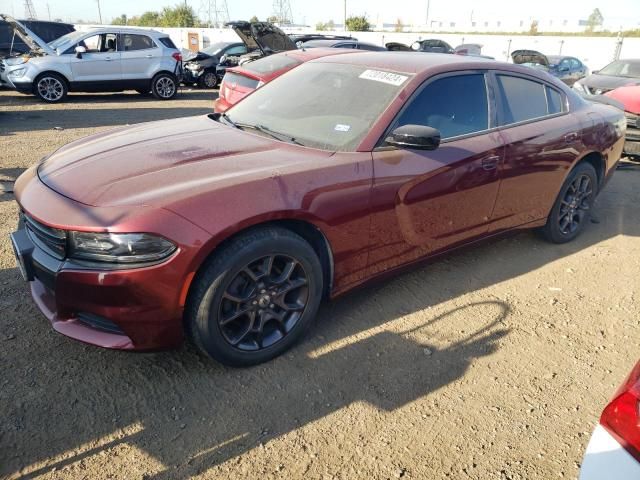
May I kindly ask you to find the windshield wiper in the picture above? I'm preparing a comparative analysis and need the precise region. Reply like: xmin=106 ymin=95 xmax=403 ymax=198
xmin=229 ymin=120 xmax=304 ymax=146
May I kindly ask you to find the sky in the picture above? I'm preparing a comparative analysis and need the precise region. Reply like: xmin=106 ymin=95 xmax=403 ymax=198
xmin=1 ymin=0 xmax=639 ymax=28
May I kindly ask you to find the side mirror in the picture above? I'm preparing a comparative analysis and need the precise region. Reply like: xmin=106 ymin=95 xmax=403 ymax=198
xmin=219 ymin=54 xmax=227 ymax=64
xmin=75 ymin=45 xmax=86 ymax=59
xmin=385 ymin=124 xmax=441 ymax=150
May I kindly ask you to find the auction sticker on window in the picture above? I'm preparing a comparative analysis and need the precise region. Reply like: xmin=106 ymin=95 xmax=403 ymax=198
xmin=359 ymin=69 xmax=408 ymax=86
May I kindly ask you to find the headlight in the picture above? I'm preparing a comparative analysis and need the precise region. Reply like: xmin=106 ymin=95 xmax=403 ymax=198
xmin=573 ymin=81 xmax=589 ymax=95
xmin=5 ymin=56 xmax=29 ymax=66
xmin=9 ymin=68 xmax=26 ymax=77
xmin=69 ymin=232 xmax=176 ymax=264
xmin=187 ymin=63 xmax=202 ymax=70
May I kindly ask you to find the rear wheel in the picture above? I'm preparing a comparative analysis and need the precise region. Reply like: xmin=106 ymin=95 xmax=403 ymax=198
xmin=198 ymin=71 xmax=218 ymax=89
xmin=541 ymin=162 xmax=598 ymax=243
xmin=34 ymin=73 xmax=67 ymax=103
xmin=151 ymin=73 xmax=178 ymax=100
xmin=186 ymin=227 xmax=323 ymax=366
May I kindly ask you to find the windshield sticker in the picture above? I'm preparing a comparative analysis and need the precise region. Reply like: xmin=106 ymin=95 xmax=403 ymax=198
xmin=359 ymin=69 xmax=408 ymax=86
xmin=334 ymin=124 xmax=351 ymax=132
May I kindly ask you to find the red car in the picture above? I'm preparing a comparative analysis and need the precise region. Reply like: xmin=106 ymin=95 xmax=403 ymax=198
xmin=214 ymin=47 xmax=359 ymax=113
xmin=11 ymin=52 xmax=625 ymax=366
xmin=605 ymin=85 xmax=640 ymax=156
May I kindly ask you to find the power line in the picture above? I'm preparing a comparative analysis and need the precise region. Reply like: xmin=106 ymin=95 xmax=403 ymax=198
xmin=23 ymin=0 xmax=37 ymax=20
xmin=272 ymin=0 xmax=293 ymax=24
xmin=199 ymin=0 xmax=230 ymax=28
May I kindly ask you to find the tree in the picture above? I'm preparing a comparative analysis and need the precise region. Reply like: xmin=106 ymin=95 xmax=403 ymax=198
xmin=394 ymin=18 xmax=404 ymax=32
xmin=529 ymin=19 xmax=539 ymax=35
xmin=111 ymin=14 xmax=127 ymax=25
xmin=316 ymin=21 xmax=327 ymax=31
xmin=266 ymin=15 xmax=279 ymax=24
xmin=136 ymin=11 xmax=161 ymax=27
xmin=160 ymin=4 xmax=198 ymax=27
xmin=249 ymin=15 xmax=259 ymax=23
xmin=586 ymin=8 xmax=604 ymax=32
xmin=345 ymin=15 xmax=370 ymax=32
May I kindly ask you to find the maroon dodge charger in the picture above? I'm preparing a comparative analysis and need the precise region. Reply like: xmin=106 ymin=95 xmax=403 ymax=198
xmin=11 ymin=52 xmax=625 ymax=366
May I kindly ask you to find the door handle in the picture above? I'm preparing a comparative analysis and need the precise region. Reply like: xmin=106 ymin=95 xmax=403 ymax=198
xmin=481 ymin=156 xmax=500 ymax=171
xmin=105 ymin=57 xmax=112 ymax=61
xmin=564 ymin=132 xmax=579 ymax=143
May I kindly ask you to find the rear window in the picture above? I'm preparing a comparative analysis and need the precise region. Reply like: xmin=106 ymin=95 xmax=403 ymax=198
xmin=157 ymin=37 xmax=177 ymax=49
xmin=546 ymin=86 xmax=563 ymax=114
xmin=223 ymin=72 xmax=260 ymax=89
xmin=242 ymin=54 xmax=301 ymax=75
xmin=496 ymin=75 xmax=548 ymax=125
xmin=122 ymin=34 xmax=155 ymax=51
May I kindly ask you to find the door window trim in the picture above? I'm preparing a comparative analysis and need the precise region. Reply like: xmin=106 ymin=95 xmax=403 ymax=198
xmin=374 ymin=69 xmax=497 ymax=151
xmin=490 ymin=70 xmax=569 ymax=130
xmin=118 ymin=33 xmax=158 ymax=52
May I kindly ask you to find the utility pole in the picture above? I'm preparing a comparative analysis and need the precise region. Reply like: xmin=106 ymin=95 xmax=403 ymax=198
xmin=96 ymin=0 xmax=103 ymax=24
xmin=344 ymin=0 xmax=346 ymax=32
xmin=24 ymin=0 xmax=37 ymax=20
xmin=47 ymin=3 xmax=51 ymax=21
xmin=425 ymin=0 xmax=430 ymax=29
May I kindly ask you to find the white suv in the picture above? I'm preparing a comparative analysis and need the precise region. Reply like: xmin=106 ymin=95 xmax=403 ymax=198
xmin=0 ymin=15 xmax=182 ymax=102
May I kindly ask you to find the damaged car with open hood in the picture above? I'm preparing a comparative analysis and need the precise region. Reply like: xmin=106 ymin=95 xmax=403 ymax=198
xmin=182 ymin=21 xmax=296 ymax=89
xmin=511 ymin=49 xmax=588 ymax=86
xmin=0 ymin=14 xmax=182 ymax=102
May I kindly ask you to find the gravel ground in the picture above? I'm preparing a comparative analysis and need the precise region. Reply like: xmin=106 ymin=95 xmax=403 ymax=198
xmin=1 ymin=88 xmax=639 ymax=480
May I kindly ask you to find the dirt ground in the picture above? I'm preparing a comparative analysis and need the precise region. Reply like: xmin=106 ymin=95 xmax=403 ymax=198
xmin=1 ymin=88 xmax=639 ymax=480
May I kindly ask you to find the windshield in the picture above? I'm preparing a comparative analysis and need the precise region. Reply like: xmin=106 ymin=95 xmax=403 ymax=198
xmin=48 ymin=30 xmax=85 ymax=50
xmin=599 ymin=60 xmax=640 ymax=78
xmin=547 ymin=56 xmax=562 ymax=67
xmin=202 ymin=42 xmax=229 ymax=55
xmin=223 ymin=62 xmax=410 ymax=151
xmin=243 ymin=54 xmax=301 ymax=75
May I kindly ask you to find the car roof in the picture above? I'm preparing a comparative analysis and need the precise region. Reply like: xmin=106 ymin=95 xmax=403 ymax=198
xmin=76 ymin=27 xmax=170 ymax=37
xmin=309 ymin=51 xmax=495 ymax=74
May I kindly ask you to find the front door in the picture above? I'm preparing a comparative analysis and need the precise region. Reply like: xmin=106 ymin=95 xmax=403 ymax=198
xmin=70 ymin=32 xmax=121 ymax=83
xmin=368 ymin=72 xmax=503 ymax=275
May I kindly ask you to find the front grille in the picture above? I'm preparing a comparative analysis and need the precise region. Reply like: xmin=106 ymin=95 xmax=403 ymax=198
xmin=625 ymin=112 xmax=640 ymax=130
xmin=0 ymin=61 xmax=5 ymax=73
xmin=23 ymin=214 xmax=67 ymax=260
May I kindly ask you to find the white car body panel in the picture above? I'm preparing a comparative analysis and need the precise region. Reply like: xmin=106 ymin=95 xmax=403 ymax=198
xmin=579 ymin=425 xmax=640 ymax=480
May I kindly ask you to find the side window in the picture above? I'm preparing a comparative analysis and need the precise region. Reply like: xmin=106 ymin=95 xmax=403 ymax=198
xmin=226 ymin=45 xmax=248 ymax=56
xmin=570 ymin=58 xmax=582 ymax=69
xmin=546 ymin=86 xmax=563 ymax=115
xmin=80 ymin=33 xmax=117 ymax=53
xmin=122 ymin=34 xmax=155 ymax=51
xmin=559 ymin=59 xmax=571 ymax=70
xmin=496 ymin=75 xmax=548 ymax=125
xmin=396 ymin=74 xmax=489 ymax=139
xmin=82 ymin=34 xmax=101 ymax=53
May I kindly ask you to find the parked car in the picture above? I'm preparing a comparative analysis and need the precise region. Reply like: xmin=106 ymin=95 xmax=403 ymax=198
xmin=579 ymin=360 xmax=640 ymax=479
xmin=10 ymin=52 xmax=624 ymax=366
xmin=301 ymin=38 xmax=386 ymax=51
xmin=0 ymin=15 xmax=182 ymax=102
xmin=573 ymin=59 xmax=640 ymax=95
xmin=605 ymin=85 xmax=640 ymax=156
xmin=214 ymin=47 xmax=359 ymax=112
xmin=413 ymin=39 xmax=455 ymax=53
xmin=511 ymin=50 xmax=588 ymax=86
xmin=224 ymin=21 xmax=297 ymax=66
xmin=182 ymin=42 xmax=248 ymax=88
xmin=289 ymin=34 xmax=355 ymax=48
xmin=0 ymin=18 xmax=74 ymax=58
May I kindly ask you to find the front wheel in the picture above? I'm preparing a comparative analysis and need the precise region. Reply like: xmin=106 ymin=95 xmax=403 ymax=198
xmin=186 ymin=227 xmax=324 ymax=366
xmin=151 ymin=73 xmax=178 ymax=100
xmin=34 ymin=73 xmax=67 ymax=103
xmin=541 ymin=162 xmax=598 ymax=243
xmin=198 ymin=71 xmax=218 ymax=89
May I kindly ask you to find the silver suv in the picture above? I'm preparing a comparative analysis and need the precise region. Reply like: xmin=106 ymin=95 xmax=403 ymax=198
xmin=0 ymin=15 xmax=182 ymax=102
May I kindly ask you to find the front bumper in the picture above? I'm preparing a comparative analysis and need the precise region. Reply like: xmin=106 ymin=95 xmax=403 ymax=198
xmin=11 ymin=165 xmax=211 ymax=351
xmin=0 ymin=60 xmax=35 ymax=91
xmin=183 ymin=67 xmax=204 ymax=83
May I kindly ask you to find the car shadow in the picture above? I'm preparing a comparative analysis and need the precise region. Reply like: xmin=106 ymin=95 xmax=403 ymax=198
xmin=0 ymin=168 xmax=26 ymax=203
xmin=2 ymin=166 xmax=640 ymax=478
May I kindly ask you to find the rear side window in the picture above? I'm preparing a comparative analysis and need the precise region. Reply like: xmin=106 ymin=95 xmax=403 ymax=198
xmin=223 ymin=72 xmax=260 ymax=89
xmin=546 ymin=86 xmax=563 ymax=114
xmin=396 ymin=74 xmax=489 ymax=139
xmin=243 ymin=54 xmax=301 ymax=75
xmin=122 ymin=34 xmax=155 ymax=51
xmin=496 ymin=75 xmax=549 ymax=125
xmin=158 ymin=37 xmax=177 ymax=49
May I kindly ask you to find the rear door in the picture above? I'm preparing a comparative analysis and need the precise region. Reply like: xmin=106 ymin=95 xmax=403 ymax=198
xmin=368 ymin=71 xmax=504 ymax=273
xmin=120 ymin=32 xmax=161 ymax=81
xmin=70 ymin=32 xmax=122 ymax=83
xmin=489 ymin=72 xmax=579 ymax=231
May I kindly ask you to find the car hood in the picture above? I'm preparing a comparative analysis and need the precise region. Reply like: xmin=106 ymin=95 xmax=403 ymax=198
xmin=511 ymin=49 xmax=549 ymax=66
xmin=581 ymin=74 xmax=640 ymax=91
xmin=37 ymin=115 xmax=333 ymax=208
xmin=0 ymin=14 xmax=55 ymax=55
xmin=226 ymin=21 xmax=296 ymax=55
xmin=605 ymin=85 xmax=640 ymax=114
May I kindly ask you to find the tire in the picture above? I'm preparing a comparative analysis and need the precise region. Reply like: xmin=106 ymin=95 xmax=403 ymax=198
xmin=198 ymin=71 xmax=218 ymax=89
xmin=186 ymin=227 xmax=324 ymax=366
xmin=34 ymin=73 xmax=67 ymax=103
xmin=151 ymin=72 xmax=178 ymax=100
xmin=541 ymin=162 xmax=598 ymax=243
